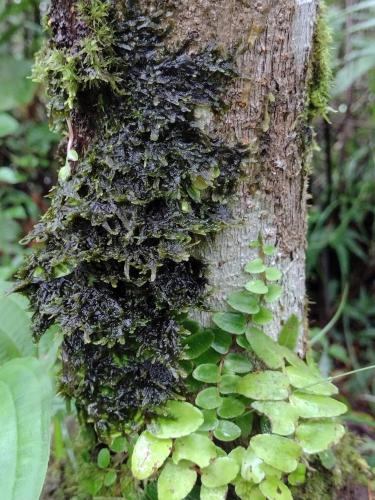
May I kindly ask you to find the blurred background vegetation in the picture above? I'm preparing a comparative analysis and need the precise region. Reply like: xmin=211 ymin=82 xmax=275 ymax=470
xmin=0 ymin=0 xmax=374 ymax=493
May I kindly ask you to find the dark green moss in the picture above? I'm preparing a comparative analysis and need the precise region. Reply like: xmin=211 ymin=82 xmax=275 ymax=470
xmin=19 ymin=3 xmax=244 ymax=434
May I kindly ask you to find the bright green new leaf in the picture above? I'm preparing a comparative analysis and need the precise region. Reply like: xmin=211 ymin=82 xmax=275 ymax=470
xmin=251 ymin=401 xmax=299 ymax=436
xmin=149 ymin=401 xmax=204 ymax=438
xmin=201 ymin=457 xmax=239 ymax=488
xmin=224 ymin=352 xmax=252 ymax=373
xmin=214 ymin=420 xmax=241 ymax=442
xmin=295 ymin=420 xmax=345 ymax=454
xmin=173 ymin=433 xmax=217 ymax=468
xmin=218 ymin=374 xmax=241 ymax=394
xmin=227 ymin=291 xmax=260 ymax=315
xmin=212 ymin=312 xmax=246 ymax=335
xmin=157 ymin=460 xmax=196 ymax=500
xmin=265 ymin=267 xmax=282 ymax=281
xmin=217 ymin=397 xmax=245 ymax=419
xmin=288 ymin=463 xmax=306 ymax=486
xmin=237 ymin=371 xmax=289 ymax=400
xmin=263 ymin=244 xmax=276 ymax=256
xmin=265 ymin=284 xmax=283 ymax=302
xmin=241 ymin=448 xmax=265 ymax=483
xmin=250 ymin=434 xmax=301 ymax=473
xmin=278 ymin=315 xmax=300 ymax=351
xmin=279 ymin=346 xmax=306 ymax=369
xmin=200 ymin=485 xmax=228 ymax=500
xmin=211 ymin=329 xmax=232 ymax=354
xmin=0 ymin=358 xmax=53 ymax=500
xmin=199 ymin=409 xmax=219 ymax=431
xmin=196 ymin=388 xmax=223 ymax=409
xmin=253 ymin=306 xmax=273 ymax=325
xmin=131 ymin=431 xmax=172 ymax=480
xmin=285 ymin=365 xmax=338 ymax=396
xmin=246 ymin=328 xmax=284 ymax=369
xmin=259 ymin=477 xmax=293 ymax=500
xmin=245 ymin=280 xmax=268 ymax=294
xmin=290 ymin=392 xmax=347 ymax=418
xmin=228 ymin=446 xmax=246 ymax=466
xmin=97 ymin=448 xmax=110 ymax=469
xmin=245 ymin=258 xmax=266 ymax=274
xmin=193 ymin=364 xmax=220 ymax=383
xmin=182 ymin=329 xmax=214 ymax=359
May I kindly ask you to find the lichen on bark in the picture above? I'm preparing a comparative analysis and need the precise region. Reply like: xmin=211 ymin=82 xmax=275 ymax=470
xmin=19 ymin=0 xmax=244 ymax=435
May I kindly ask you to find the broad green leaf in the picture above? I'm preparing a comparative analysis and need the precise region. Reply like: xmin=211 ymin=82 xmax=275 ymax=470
xmin=131 ymin=431 xmax=172 ymax=480
xmin=201 ymin=457 xmax=239 ymax=488
xmin=195 ymin=348 xmax=222 ymax=365
xmin=236 ymin=335 xmax=251 ymax=350
xmin=235 ymin=480 xmax=265 ymax=500
xmin=278 ymin=315 xmax=300 ymax=351
xmin=0 ymin=57 xmax=36 ymax=111
xmin=227 ymin=291 xmax=260 ymax=314
xmin=0 ymin=358 xmax=53 ymax=500
xmin=246 ymin=328 xmax=284 ymax=369
xmin=285 ymin=365 xmax=338 ymax=396
xmin=295 ymin=420 xmax=345 ymax=454
xmin=290 ymin=392 xmax=347 ymax=418
xmin=251 ymin=401 xmax=298 ymax=436
xmin=245 ymin=280 xmax=268 ymax=294
xmin=158 ymin=460 xmax=196 ymax=500
xmin=211 ymin=329 xmax=232 ymax=354
xmin=218 ymin=374 xmax=241 ymax=394
xmin=0 ymin=113 xmax=19 ymax=137
xmin=212 ymin=312 xmax=246 ymax=335
xmin=279 ymin=346 xmax=306 ymax=369
xmin=214 ymin=420 xmax=241 ymax=442
xmin=199 ymin=409 xmax=219 ymax=432
xmin=241 ymin=448 xmax=265 ymax=483
xmin=110 ymin=436 xmax=128 ymax=453
xmin=97 ymin=448 xmax=110 ymax=469
xmin=288 ymin=463 xmax=306 ymax=486
xmin=183 ymin=330 xmax=214 ymax=359
xmin=228 ymin=446 xmax=246 ymax=466
xmin=173 ymin=433 xmax=216 ymax=468
xmin=193 ymin=364 xmax=220 ymax=383
xmin=259 ymin=477 xmax=292 ymax=500
xmin=250 ymin=435 xmax=301 ymax=473
xmin=196 ymin=388 xmax=223 ymax=410
xmin=260 ymin=463 xmax=282 ymax=479
xmin=245 ymin=258 xmax=266 ymax=274
xmin=265 ymin=267 xmax=282 ymax=281
xmin=149 ymin=401 xmax=204 ymax=438
xmin=237 ymin=371 xmax=289 ymax=400
xmin=0 ymin=286 xmax=35 ymax=363
xmin=200 ymin=485 xmax=228 ymax=500
xmin=224 ymin=352 xmax=252 ymax=373
xmin=253 ymin=306 xmax=273 ymax=325
xmin=265 ymin=284 xmax=282 ymax=302
xmin=217 ymin=397 xmax=245 ymax=419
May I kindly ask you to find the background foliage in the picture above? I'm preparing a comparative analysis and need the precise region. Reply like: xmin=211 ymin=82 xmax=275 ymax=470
xmin=0 ymin=0 xmax=374 ymax=497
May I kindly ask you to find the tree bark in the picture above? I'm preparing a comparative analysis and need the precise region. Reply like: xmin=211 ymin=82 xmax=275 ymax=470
xmin=140 ymin=0 xmax=319 ymax=350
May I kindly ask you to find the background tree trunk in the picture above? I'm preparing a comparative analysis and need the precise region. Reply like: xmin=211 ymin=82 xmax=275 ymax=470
xmin=139 ymin=0 xmax=319 ymax=350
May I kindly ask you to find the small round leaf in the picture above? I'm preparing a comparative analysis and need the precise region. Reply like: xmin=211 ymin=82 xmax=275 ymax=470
xmin=213 ymin=420 xmax=241 ymax=442
xmin=212 ymin=312 xmax=246 ymax=335
xmin=196 ymin=388 xmax=223 ymax=410
xmin=245 ymin=280 xmax=268 ymax=295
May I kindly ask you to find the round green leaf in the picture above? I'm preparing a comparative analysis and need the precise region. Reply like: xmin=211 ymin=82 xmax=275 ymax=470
xmin=131 ymin=431 xmax=172 ymax=480
xmin=265 ymin=284 xmax=283 ymax=302
xmin=213 ymin=420 xmax=241 ymax=442
xmin=97 ymin=448 xmax=110 ymax=469
xmin=193 ymin=364 xmax=220 ymax=383
xmin=196 ymin=388 xmax=223 ymax=410
xmin=241 ymin=448 xmax=264 ymax=483
xmin=253 ymin=306 xmax=273 ymax=325
xmin=183 ymin=330 xmax=214 ymax=359
xmin=172 ymin=433 xmax=217 ymax=468
xmin=259 ymin=477 xmax=292 ymax=500
xmin=217 ymin=397 xmax=245 ymax=419
xmin=199 ymin=409 xmax=219 ymax=431
xmin=228 ymin=446 xmax=246 ymax=466
xmin=110 ymin=436 xmax=128 ymax=453
xmin=251 ymin=401 xmax=298 ymax=436
xmin=149 ymin=401 xmax=204 ymax=438
xmin=104 ymin=470 xmax=117 ymax=487
xmin=218 ymin=374 xmax=241 ymax=394
xmin=201 ymin=457 xmax=239 ymax=488
xmin=295 ymin=420 xmax=345 ymax=454
xmin=157 ymin=460 xmax=197 ymax=500
xmin=227 ymin=291 xmax=260 ymax=314
xmin=289 ymin=392 xmax=347 ymax=418
xmin=250 ymin=435 xmax=302 ymax=473
xmin=245 ymin=258 xmax=266 ymax=274
xmin=263 ymin=244 xmax=277 ymax=256
xmin=237 ymin=371 xmax=289 ymax=400
xmin=246 ymin=328 xmax=284 ymax=369
xmin=245 ymin=280 xmax=268 ymax=294
xmin=285 ymin=365 xmax=338 ymax=396
xmin=212 ymin=312 xmax=246 ymax=335
xmin=212 ymin=329 xmax=232 ymax=354
xmin=224 ymin=353 xmax=252 ymax=373
xmin=200 ymin=485 xmax=228 ymax=500
xmin=265 ymin=267 xmax=282 ymax=281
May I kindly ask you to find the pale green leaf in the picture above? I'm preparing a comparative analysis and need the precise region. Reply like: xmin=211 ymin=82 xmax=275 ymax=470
xmin=173 ymin=433 xmax=217 ymax=468
xmin=253 ymin=306 xmax=273 ymax=325
xmin=241 ymin=448 xmax=265 ymax=483
xmin=217 ymin=397 xmax=245 ymax=419
xmin=218 ymin=374 xmax=241 ymax=394
xmin=227 ymin=291 xmax=260 ymax=315
xmin=295 ymin=420 xmax=345 ymax=454
xmin=246 ymin=328 xmax=284 ymax=369
xmin=259 ymin=477 xmax=292 ymax=500
xmin=245 ymin=258 xmax=266 ymax=274
xmin=200 ymin=485 xmax=228 ymax=500
xmin=237 ymin=371 xmax=289 ymax=400
xmin=149 ymin=401 xmax=204 ymax=438
xmin=245 ymin=280 xmax=268 ymax=294
xmin=193 ymin=364 xmax=220 ymax=383
xmin=250 ymin=434 xmax=301 ymax=473
xmin=211 ymin=329 xmax=232 ymax=354
xmin=251 ymin=401 xmax=299 ymax=436
xmin=285 ymin=365 xmax=338 ymax=396
xmin=196 ymin=388 xmax=223 ymax=410
xmin=157 ymin=460 xmax=197 ymax=500
xmin=199 ymin=409 xmax=219 ymax=432
xmin=290 ymin=392 xmax=347 ymax=418
xmin=212 ymin=312 xmax=246 ymax=335
xmin=201 ymin=457 xmax=239 ymax=488
xmin=288 ymin=463 xmax=306 ymax=486
xmin=265 ymin=267 xmax=282 ymax=281
xmin=214 ymin=420 xmax=241 ymax=442
xmin=265 ymin=284 xmax=283 ymax=302
xmin=224 ymin=353 xmax=252 ymax=373
xmin=278 ymin=315 xmax=300 ymax=351
xmin=131 ymin=431 xmax=172 ymax=480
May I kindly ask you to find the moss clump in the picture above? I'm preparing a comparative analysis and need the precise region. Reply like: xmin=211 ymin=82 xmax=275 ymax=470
xmin=19 ymin=3 xmax=244 ymax=435
xmin=307 ymin=3 xmax=332 ymax=120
